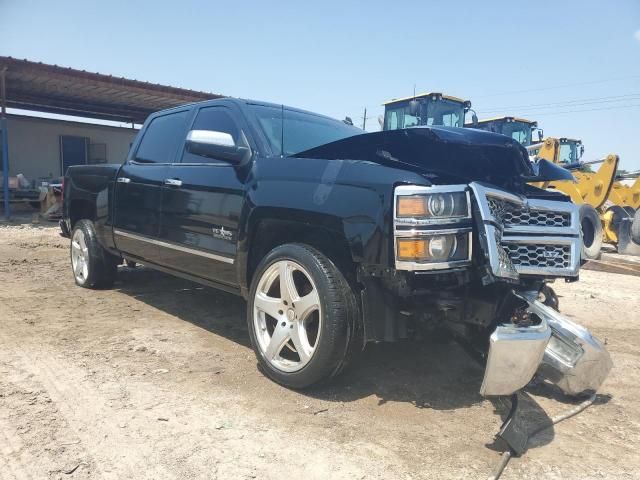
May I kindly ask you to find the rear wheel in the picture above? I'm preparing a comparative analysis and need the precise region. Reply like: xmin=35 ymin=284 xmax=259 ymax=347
xmin=579 ymin=204 xmax=602 ymax=260
xmin=247 ymin=243 xmax=357 ymax=389
xmin=70 ymin=220 xmax=118 ymax=288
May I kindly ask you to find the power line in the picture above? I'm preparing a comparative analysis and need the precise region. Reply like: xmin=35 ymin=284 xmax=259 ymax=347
xmin=473 ymin=75 xmax=640 ymax=99
xmin=526 ymin=103 xmax=640 ymax=117
xmin=480 ymin=93 xmax=640 ymax=113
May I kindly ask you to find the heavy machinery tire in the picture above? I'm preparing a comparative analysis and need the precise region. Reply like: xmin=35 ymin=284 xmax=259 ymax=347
xmin=70 ymin=219 xmax=118 ymax=289
xmin=579 ymin=204 xmax=603 ymax=260
xmin=632 ymin=209 xmax=640 ymax=245
xmin=247 ymin=243 xmax=357 ymax=389
xmin=606 ymin=205 xmax=629 ymax=239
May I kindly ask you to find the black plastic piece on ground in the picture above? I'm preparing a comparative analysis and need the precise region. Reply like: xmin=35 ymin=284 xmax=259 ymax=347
xmin=495 ymin=394 xmax=529 ymax=456
xmin=59 ymin=219 xmax=70 ymax=238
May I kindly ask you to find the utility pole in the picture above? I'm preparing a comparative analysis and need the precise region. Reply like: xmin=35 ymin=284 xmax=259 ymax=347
xmin=362 ymin=107 xmax=367 ymax=131
xmin=1 ymin=66 xmax=9 ymax=221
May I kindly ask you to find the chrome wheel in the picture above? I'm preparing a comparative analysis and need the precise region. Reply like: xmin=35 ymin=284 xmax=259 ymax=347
xmin=71 ymin=228 xmax=89 ymax=284
xmin=253 ymin=260 xmax=321 ymax=372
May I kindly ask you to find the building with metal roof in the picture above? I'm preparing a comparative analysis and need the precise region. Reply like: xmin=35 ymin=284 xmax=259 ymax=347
xmin=0 ymin=56 xmax=225 ymax=218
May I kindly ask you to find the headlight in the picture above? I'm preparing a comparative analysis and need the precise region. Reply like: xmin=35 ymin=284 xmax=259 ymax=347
xmin=393 ymin=185 xmax=472 ymax=271
xmin=396 ymin=232 xmax=470 ymax=263
xmin=395 ymin=185 xmax=470 ymax=224
xmin=396 ymin=192 xmax=469 ymax=220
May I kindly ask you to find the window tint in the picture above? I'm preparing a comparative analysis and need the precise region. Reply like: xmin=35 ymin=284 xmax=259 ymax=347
xmin=250 ymin=105 xmax=361 ymax=156
xmin=136 ymin=110 xmax=189 ymax=163
xmin=182 ymin=107 xmax=240 ymax=164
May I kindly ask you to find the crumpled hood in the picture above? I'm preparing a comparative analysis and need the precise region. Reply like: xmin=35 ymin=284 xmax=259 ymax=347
xmin=294 ymin=126 xmax=537 ymax=188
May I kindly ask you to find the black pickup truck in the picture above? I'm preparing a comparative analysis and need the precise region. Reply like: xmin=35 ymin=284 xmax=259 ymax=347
xmin=61 ymin=98 xmax=611 ymax=396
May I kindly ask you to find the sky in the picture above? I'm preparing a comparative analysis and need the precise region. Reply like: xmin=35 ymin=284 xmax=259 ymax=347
xmin=2 ymin=0 xmax=640 ymax=170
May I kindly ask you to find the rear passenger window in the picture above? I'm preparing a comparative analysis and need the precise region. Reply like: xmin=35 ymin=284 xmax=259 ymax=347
xmin=182 ymin=107 xmax=240 ymax=164
xmin=135 ymin=110 xmax=189 ymax=163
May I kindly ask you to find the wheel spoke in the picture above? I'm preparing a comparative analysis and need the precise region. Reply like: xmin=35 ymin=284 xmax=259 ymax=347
xmin=290 ymin=323 xmax=311 ymax=364
xmin=82 ymin=262 xmax=89 ymax=279
xmin=74 ymin=258 xmax=83 ymax=276
xmin=279 ymin=261 xmax=298 ymax=303
xmin=254 ymin=292 xmax=282 ymax=320
xmin=71 ymin=240 xmax=81 ymax=253
xmin=295 ymin=290 xmax=320 ymax=319
xmin=265 ymin=322 xmax=290 ymax=360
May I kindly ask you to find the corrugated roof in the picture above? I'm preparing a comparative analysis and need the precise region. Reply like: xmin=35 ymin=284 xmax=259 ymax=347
xmin=0 ymin=56 xmax=224 ymax=123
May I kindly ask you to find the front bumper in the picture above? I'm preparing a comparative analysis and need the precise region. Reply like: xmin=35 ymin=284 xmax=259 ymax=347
xmin=481 ymin=295 xmax=612 ymax=397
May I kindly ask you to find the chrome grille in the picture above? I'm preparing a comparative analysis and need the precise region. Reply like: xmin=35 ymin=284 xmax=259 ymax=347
xmin=470 ymin=183 xmax=581 ymax=279
xmin=488 ymin=198 xmax=571 ymax=229
xmin=503 ymin=244 xmax=571 ymax=269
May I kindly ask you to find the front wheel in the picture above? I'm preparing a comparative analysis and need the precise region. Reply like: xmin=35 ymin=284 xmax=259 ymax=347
xmin=247 ymin=244 xmax=357 ymax=389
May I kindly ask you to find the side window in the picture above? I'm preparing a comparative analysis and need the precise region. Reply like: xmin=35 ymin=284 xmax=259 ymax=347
xmin=182 ymin=107 xmax=241 ymax=164
xmin=135 ymin=110 xmax=189 ymax=163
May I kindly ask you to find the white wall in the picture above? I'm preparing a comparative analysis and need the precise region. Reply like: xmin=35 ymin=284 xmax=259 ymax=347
xmin=6 ymin=114 xmax=139 ymax=180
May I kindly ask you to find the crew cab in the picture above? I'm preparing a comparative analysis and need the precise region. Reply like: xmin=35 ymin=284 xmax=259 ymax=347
xmin=61 ymin=98 xmax=611 ymax=396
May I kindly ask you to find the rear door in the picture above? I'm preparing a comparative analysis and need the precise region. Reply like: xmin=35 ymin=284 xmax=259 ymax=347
xmin=159 ymin=105 xmax=248 ymax=286
xmin=113 ymin=109 xmax=190 ymax=264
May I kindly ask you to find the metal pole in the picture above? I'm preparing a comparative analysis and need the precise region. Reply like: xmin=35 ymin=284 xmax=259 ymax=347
xmin=1 ymin=66 xmax=9 ymax=220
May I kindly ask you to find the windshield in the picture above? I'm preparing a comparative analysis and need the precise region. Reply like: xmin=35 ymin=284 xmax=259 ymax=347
xmin=384 ymin=98 xmax=465 ymax=130
xmin=499 ymin=121 xmax=533 ymax=146
xmin=250 ymin=104 xmax=362 ymax=156
xmin=559 ymin=141 xmax=582 ymax=163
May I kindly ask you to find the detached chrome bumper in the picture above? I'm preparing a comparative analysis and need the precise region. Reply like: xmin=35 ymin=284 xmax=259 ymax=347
xmin=481 ymin=297 xmax=612 ymax=397
xmin=536 ymin=301 xmax=612 ymax=395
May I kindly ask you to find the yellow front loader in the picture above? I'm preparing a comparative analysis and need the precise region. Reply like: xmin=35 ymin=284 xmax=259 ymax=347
xmin=530 ymin=137 xmax=640 ymax=257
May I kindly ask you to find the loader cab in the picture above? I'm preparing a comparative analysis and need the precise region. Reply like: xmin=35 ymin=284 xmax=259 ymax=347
xmin=558 ymin=138 xmax=584 ymax=164
xmin=382 ymin=92 xmax=470 ymax=131
xmin=469 ymin=116 xmax=541 ymax=147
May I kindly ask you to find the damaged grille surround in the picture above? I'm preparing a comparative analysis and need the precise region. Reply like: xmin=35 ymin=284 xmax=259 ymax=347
xmin=470 ymin=182 xmax=581 ymax=280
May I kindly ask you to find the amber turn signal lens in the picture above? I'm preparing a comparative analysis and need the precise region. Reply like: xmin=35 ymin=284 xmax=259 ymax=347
xmin=397 ymin=196 xmax=427 ymax=217
xmin=397 ymin=239 xmax=429 ymax=261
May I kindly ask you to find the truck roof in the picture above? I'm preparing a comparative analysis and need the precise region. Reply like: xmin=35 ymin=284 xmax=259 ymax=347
xmin=474 ymin=116 xmax=537 ymax=125
xmin=382 ymin=92 xmax=467 ymax=106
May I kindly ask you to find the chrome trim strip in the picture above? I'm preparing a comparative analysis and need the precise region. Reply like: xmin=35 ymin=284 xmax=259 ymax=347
xmin=114 ymin=229 xmax=235 ymax=264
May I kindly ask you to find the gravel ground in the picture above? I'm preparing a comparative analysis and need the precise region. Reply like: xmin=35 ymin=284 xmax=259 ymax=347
xmin=0 ymin=221 xmax=638 ymax=479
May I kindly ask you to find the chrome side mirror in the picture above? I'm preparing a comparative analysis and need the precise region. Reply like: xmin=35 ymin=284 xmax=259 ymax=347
xmin=185 ymin=130 xmax=248 ymax=164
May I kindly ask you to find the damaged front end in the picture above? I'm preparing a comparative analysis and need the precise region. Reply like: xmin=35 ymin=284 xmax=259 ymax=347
xmin=469 ymin=183 xmax=612 ymax=397
xmin=391 ymin=180 xmax=612 ymax=398
xmin=480 ymin=291 xmax=612 ymax=397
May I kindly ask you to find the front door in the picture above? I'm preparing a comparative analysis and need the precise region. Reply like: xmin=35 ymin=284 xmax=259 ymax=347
xmin=159 ymin=105 xmax=246 ymax=287
xmin=113 ymin=109 xmax=190 ymax=264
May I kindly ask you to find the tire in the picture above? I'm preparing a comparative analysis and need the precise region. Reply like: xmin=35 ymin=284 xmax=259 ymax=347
xmin=606 ymin=205 xmax=629 ymax=238
xmin=247 ymin=243 xmax=357 ymax=389
xmin=632 ymin=209 xmax=640 ymax=245
xmin=539 ymin=285 xmax=559 ymax=311
xmin=579 ymin=204 xmax=602 ymax=260
xmin=70 ymin=219 xmax=118 ymax=289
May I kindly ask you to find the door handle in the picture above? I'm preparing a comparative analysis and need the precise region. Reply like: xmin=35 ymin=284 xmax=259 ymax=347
xmin=164 ymin=178 xmax=183 ymax=187
xmin=117 ymin=177 xmax=131 ymax=184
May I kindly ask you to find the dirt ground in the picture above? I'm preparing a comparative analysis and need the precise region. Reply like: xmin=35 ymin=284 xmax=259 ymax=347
xmin=1 ymin=220 xmax=639 ymax=480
